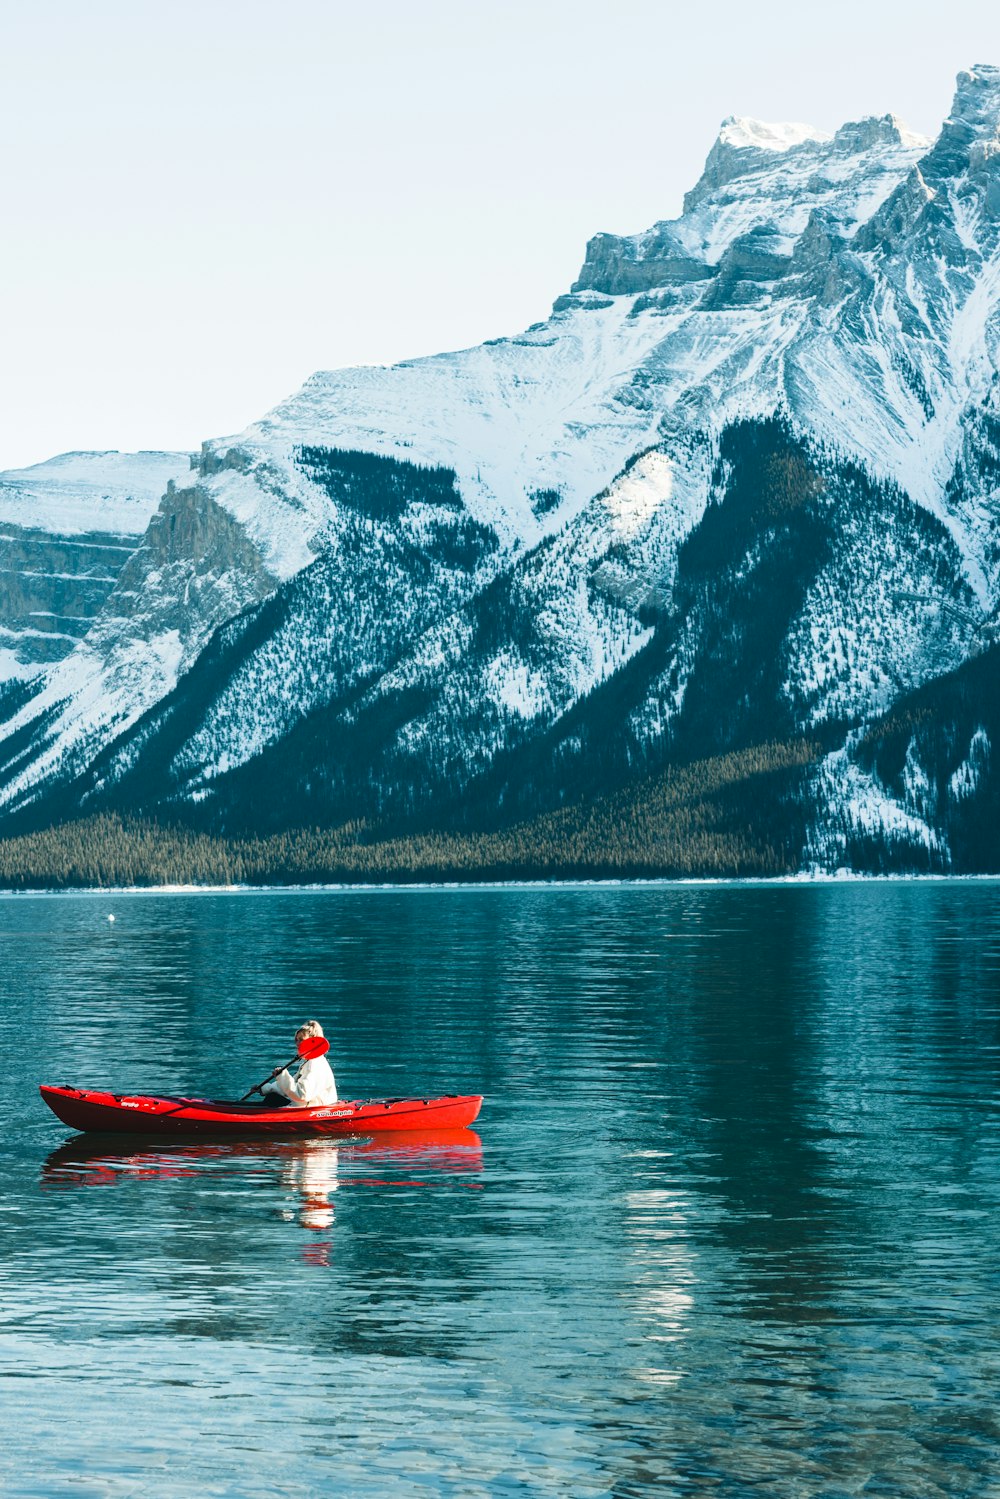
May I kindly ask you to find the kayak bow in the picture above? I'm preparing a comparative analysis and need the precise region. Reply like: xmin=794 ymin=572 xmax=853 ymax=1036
xmin=39 ymin=1084 xmax=483 ymax=1137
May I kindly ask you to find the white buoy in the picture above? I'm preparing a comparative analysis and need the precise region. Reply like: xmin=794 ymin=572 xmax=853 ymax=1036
xmin=107 ymin=913 xmax=116 ymax=923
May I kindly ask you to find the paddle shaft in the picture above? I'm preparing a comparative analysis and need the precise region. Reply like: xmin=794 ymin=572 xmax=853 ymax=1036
xmin=240 ymin=1052 xmax=301 ymax=1102
xmin=239 ymin=1037 xmax=329 ymax=1102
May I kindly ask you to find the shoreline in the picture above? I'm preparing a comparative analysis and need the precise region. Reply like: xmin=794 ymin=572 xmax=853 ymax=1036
xmin=1 ymin=871 xmax=999 ymax=897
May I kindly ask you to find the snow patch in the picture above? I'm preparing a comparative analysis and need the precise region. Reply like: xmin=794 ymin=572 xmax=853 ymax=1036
xmin=948 ymin=725 xmax=990 ymax=801
xmin=719 ymin=117 xmax=831 ymax=152
xmin=483 ymin=653 xmax=551 ymax=720
xmin=603 ymin=451 xmax=674 ymax=539
xmin=806 ymin=744 xmax=946 ymax=869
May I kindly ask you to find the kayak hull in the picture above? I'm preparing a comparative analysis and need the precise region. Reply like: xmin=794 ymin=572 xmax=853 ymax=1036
xmin=40 ymin=1084 xmax=483 ymax=1137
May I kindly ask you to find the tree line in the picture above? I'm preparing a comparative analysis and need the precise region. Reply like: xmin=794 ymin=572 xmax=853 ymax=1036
xmin=0 ymin=739 xmax=820 ymax=888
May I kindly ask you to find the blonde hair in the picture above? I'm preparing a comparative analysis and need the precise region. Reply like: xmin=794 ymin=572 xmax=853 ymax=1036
xmin=295 ymin=1020 xmax=325 ymax=1042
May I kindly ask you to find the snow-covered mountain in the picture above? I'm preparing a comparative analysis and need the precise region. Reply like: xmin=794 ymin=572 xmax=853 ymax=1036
xmin=2 ymin=65 xmax=1000 ymax=872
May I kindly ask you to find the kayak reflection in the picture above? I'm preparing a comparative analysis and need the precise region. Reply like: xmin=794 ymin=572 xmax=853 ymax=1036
xmin=42 ymin=1129 xmax=481 ymax=1276
xmin=41 ymin=1128 xmax=484 ymax=1196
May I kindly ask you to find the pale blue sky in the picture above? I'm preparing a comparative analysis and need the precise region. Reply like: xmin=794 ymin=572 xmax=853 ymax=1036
xmin=0 ymin=0 xmax=994 ymax=468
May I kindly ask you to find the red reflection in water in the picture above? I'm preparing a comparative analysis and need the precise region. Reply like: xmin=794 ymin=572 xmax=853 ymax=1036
xmin=301 ymin=1241 xmax=333 ymax=1268
xmin=41 ymin=1128 xmax=484 ymax=1250
xmin=41 ymin=1129 xmax=483 ymax=1195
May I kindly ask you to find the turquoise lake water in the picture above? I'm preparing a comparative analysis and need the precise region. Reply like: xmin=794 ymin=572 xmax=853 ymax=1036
xmin=2 ymin=882 xmax=999 ymax=1496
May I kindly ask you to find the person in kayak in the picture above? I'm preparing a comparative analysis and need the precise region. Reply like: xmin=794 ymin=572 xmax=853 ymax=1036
xmin=264 ymin=1021 xmax=338 ymax=1107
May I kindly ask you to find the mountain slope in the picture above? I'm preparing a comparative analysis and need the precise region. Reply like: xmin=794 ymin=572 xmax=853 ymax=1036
xmin=2 ymin=66 xmax=1000 ymax=874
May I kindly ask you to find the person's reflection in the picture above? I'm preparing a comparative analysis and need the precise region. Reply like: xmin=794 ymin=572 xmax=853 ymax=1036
xmin=280 ymin=1139 xmax=340 ymax=1234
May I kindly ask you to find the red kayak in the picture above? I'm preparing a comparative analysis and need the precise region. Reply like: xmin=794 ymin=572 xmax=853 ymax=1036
xmin=40 ymin=1084 xmax=483 ymax=1137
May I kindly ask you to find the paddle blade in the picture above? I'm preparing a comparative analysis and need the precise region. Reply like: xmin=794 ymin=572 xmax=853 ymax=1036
xmin=297 ymin=1036 xmax=330 ymax=1060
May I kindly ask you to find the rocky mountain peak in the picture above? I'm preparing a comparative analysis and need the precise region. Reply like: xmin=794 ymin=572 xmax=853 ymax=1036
xmin=572 ymin=103 xmax=927 ymax=298
xmin=949 ymin=64 xmax=1000 ymax=131
xmin=832 ymin=114 xmax=927 ymax=153
xmin=920 ymin=65 xmax=1000 ymax=187
xmin=682 ymin=116 xmax=829 ymax=211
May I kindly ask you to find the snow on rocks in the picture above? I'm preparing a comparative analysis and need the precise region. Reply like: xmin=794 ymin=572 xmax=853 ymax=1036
xmin=805 ymin=743 xmax=947 ymax=870
xmin=948 ymin=725 xmax=991 ymax=802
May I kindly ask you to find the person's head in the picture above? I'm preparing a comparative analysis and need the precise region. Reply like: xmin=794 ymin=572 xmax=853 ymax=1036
xmin=295 ymin=1020 xmax=325 ymax=1043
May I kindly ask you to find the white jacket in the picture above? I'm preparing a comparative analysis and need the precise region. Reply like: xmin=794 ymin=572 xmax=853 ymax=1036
xmin=267 ymin=1054 xmax=338 ymax=1106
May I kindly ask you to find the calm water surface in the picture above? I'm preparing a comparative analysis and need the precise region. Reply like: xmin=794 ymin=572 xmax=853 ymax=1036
xmin=1 ymin=883 xmax=999 ymax=1497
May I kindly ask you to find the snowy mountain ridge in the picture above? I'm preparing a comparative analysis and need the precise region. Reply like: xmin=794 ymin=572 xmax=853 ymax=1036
xmin=1 ymin=65 xmax=999 ymax=873
xmin=0 ymin=450 xmax=191 ymax=536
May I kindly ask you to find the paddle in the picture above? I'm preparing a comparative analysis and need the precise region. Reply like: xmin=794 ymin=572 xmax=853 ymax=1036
xmin=240 ymin=1035 xmax=330 ymax=1102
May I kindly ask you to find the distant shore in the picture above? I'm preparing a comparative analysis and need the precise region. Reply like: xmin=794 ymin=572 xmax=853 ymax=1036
xmin=2 ymin=870 xmax=997 ymax=899
xmin=1 ymin=739 xmax=983 ymax=890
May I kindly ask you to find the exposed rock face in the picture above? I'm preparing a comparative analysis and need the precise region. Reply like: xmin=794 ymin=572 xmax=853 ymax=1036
xmin=572 ymin=233 xmax=712 ymax=296
xmin=0 ymin=450 xmax=191 ymax=678
xmin=107 ymin=483 xmax=279 ymax=647
xmin=0 ymin=526 xmax=136 ymax=667
xmin=1 ymin=68 xmax=1000 ymax=871
xmin=921 ymin=64 xmax=1000 ymax=187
